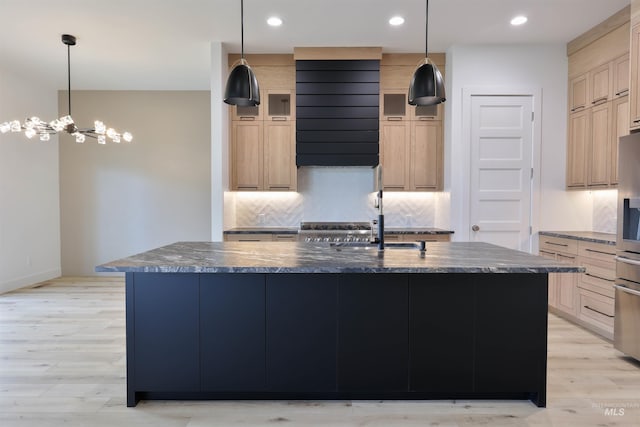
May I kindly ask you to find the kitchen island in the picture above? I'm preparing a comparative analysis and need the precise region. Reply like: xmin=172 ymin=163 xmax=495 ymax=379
xmin=97 ymin=241 xmax=582 ymax=408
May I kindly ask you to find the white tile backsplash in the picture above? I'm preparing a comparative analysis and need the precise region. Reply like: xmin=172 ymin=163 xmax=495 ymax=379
xmin=233 ymin=167 xmax=442 ymax=228
xmin=592 ymin=189 xmax=617 ymax=234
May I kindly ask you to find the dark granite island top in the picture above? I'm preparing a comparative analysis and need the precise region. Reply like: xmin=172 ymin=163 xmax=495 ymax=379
xmin=96 ymin=241 xmax=582 ymax=274
xmin=100 ymin=241 xmax=580 ymax=409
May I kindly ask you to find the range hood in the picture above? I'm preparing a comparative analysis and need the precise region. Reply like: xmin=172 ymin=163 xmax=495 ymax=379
xmin=296 ymin=60 xmax=380 ymax=166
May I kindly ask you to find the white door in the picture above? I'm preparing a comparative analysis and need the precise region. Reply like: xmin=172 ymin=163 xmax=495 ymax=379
xmin=469 ymin=95 xmax=533 ymax=251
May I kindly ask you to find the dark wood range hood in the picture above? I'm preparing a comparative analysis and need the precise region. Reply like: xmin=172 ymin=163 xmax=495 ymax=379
xmin=295 ymin=49 xmax=380 ymax=167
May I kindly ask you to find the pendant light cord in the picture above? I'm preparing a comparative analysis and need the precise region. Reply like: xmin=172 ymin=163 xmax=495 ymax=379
xmin=425 ymin=0 xmax=429 ymax=58
xmin=67 ymin=42 xmax=72 ymax=116
xmin=240 ymin=0 xmax=244 ymax=59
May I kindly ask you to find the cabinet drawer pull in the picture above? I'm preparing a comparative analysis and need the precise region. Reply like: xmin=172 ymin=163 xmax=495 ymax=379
xmin=615 ymin=256 xmax=640 ymax=266
xmin=387 ymin=116 xmax=403 ymax=121
xmin=584 ymin=273 xmax=614 ymax=282
xmin=239 ymin=116 xmax=256 ymax=121
xmin=615 ymin=89 xmax=629 ymax=96
xmin=584 ymin=248 xmax=614 ymax=256
xmin=591 ymin=97 xmax=608 ymax=105
xmin=583 ymin=305 xmax=614 ymax=318
xmin=237 ymin=186 xmax=259 ymax=190
xmin=271 ymin=116 xmax=287 ymax=121
xmin=418 ymin=116 xmax=436 ymax=120
xmin=269 ymin=186 xmax=291 ymax=190
xmin=633 ymin=119 xmax=640 ymax=124
xmin=570 ymin=106 xmax=585 ymax=112
xmin=545 ymin=241 xmax=568 ymax=247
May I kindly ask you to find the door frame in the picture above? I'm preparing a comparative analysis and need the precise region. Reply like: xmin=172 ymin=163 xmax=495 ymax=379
xmin=460 ymin=87 xmax=542 ymax=252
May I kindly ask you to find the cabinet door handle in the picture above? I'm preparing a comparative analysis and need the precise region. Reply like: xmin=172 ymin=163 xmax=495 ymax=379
xmin=418 ymin=116 xmax=436 ymax=120
xmin=591 ymin=96 xmax=608 ymax=105
xmin=239 ymin=116 xmax=256 ymax=121
xmin=237 ymin=186 xmax=259 ymax=190
xmin=584 ymin=248 xmax=615 ymax=256
xmin=545 ymin=241 xmax=568 ymax=247
xmin=584 ymin=272 xmax=614 ymax=282
xmin=269 ymin=186 xmax=291 ymax=190
xmin=615 ymin=256 xmax=640 ymax=266
xmin=570 ymin=105 xmax=585 ymax=112
xmin=583 ymin=305 xmax=614 ymax=318
xmin=633 ymin=119 xmax=640 ymax=124
xmin=387 ymin=116 xmax=403 ymax=121
xmin=615 ymin=89 xmax=629 ymax=96
xmin=271 ymin=116 xmax=287 ymax=121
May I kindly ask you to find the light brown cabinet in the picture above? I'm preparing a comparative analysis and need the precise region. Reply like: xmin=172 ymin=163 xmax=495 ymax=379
xmin=379 ymin=88 xmax=443 ymax=191
xmin=230 ymin=90 xmax=297 ymax=191
xmin=611 ymin=95 xmax=629 ymax=184
xmin=567 ymin=109 xmax=589 ymax=188
xmin=630 ymin=23 xmax=640 ymax=130
xmin=613 ymin=54 xmax=630 ymax=97
xmin=589 ymin=62 xmax=612 ymax=106
xmin=569 ymin=73 xmax=589 ymax=113
xmin=538 ymin=236 xmax=578 ymax=317
xmin=587 ymin=102 xmax=611 ymax=187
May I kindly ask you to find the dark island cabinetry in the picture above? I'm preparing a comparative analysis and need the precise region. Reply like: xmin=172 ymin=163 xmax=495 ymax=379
xmin=126 ymin=271 xmax=547 ymax=407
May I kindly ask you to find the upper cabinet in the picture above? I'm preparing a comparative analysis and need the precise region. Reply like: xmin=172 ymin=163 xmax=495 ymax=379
xmin=378 ymin=54 xmax=445 ymax=192
xmin=566 ymin=9 xmax=630 ymax=189
xmin=228 ymin=55 xmax=297 ymax=192
xmin=630 ymin=22 xmax=640 ymax=130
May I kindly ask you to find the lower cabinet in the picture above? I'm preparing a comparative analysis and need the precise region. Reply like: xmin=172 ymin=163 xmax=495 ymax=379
xmin=338 ymin=274 xmax=408 ymax=392
xmin=132 ymin=273 xmax=200 ymax=392
xmin=200 ymin=274 xmax=266 ymax=391
xmin=410 ymin=275 xmax=474 ymax=392
xmin=128 ymin=272 xmax=547 ymax=406
xmin=266 ymin=274 xmax=337 ymax=392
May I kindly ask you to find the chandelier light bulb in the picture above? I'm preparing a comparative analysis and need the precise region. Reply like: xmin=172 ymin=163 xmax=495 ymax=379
xmin=106 ymin=128 xmax=117 ymax=139
xmin=61 ymin=115 xmax=74 ymax=125
xmin=10 ymin=120 xmax=21 ymax=132
xmin=95 ymin=121 xmax=106 ymax=134
xmin=40 ymin=133 xmax=50 ymax=142
xmin=0 ymin=122 xmax=10 ymax=133
xmin=50 ymin=119 xmax=64 ymax=132
xmin=25 ymin=128 xmax=36 ymax=139
xmin=97 ymin=135 xmax=106 ymax=145
xmin=113 ymin=134 xmax=121 ymax=143
xmin=75 ymin=133 xmax=85 ymax=143
xmin=123 ymin=132 xmax=133 ymax=142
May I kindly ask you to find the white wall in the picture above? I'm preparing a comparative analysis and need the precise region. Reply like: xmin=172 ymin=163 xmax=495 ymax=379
xmin=0 ymin=69 xmax=61 ymax=293
xmin=59 ymin=91 xmax=211 ymax=276
xmin=445 ymin=44 xmax=593 ymax=244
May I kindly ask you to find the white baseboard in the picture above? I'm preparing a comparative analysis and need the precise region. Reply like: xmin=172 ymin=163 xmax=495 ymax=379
xmin=0 ymin=268 xmax=62 ymax=294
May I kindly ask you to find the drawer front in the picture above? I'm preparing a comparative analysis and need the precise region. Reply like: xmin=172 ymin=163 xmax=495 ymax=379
xmin=272 ymin=234 xmax=298 ymax=242
xmin=404 ymin=233 xmax=450 ymax=242
xmin=225 ymin=234 xmax=273 ymax=242
xmin=578 ymin=288 xmax=614 ymax=331
xmin=578 ymin=257 xmax=615 ymax=298
xmin=578 ymin=241 xmax=616 ymax=262
xmin=539 ymin=236 xmax=578 ymax=255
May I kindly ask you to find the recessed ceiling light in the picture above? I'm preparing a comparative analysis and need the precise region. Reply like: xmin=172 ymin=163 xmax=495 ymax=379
xmin=510 ymin=15 xmax=528 ymax=26
xmin=389 ymin=16 xmax=405 ymax=26
xmin=267 ymin=16 xmax=283 ymax=27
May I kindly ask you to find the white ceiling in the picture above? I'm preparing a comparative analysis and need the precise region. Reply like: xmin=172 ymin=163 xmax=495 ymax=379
xmin=0 ymin=0 xmax=629 ymax=90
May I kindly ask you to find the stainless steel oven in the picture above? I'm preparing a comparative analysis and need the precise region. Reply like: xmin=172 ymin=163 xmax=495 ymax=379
xmin=615 ymin=134 xmax=640 ymax=361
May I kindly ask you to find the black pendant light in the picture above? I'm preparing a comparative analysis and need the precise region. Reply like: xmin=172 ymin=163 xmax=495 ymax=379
xmin=224 ymin=0 xmax=260 ymax=106
xmin=408 ymin=0 xmax=446 ymax=106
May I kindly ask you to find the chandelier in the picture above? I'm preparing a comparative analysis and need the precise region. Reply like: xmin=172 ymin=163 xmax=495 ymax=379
xmin=0 ymin=34 xmax=132 ymax=144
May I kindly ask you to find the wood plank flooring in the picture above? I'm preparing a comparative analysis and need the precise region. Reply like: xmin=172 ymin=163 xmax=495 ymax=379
xmin=1 ymin=276 xmax=640 ymax=426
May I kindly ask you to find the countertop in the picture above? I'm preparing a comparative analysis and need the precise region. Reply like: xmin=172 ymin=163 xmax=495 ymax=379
xmin=539 ymin=231 xmax=616 ymax=246
xmin=224 ymin=227 xmax=453 ymax=235
xmin=224 ymin=227 xmax=298 ymax=235
xmin=96 ymin=241 xmax=582 ymax=274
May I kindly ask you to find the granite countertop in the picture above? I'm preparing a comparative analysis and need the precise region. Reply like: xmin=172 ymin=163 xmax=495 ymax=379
xmin=539 ymin=231 xmax=616 ymax=246
xmin=224 ymin=227 xmax=454 ymax=235
xmin=96 ymin=241 xmax=583 ymax=274
xmin=384 ymin=227 xmax=454 ymax=235
xmin=224 ymin=227 xmax=299 ymax=235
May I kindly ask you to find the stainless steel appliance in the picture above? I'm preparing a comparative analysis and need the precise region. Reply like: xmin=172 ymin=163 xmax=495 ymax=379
xmin=299 ymin=222 xmax=374 ymax=243
xmin=615 ymin=134 xmax=640 ymax=361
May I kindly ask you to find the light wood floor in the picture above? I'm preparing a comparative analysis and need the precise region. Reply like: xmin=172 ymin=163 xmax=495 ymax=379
xmin=1 ymin=277 xmax=640 ymax=426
